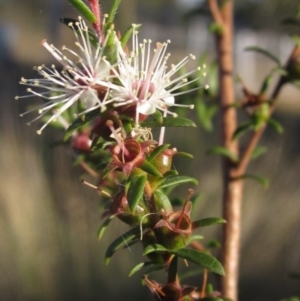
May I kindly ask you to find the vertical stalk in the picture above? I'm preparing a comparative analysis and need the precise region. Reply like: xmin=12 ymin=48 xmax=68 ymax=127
xmin=208 ymin=2 xmax=297 ymax=299
xmin=209 ymin=1 xmax=242 ymax=300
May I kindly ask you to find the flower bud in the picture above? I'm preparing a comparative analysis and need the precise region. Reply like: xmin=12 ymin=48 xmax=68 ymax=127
xmin=143 ymin=276 xmax=196 ymax=301
xmin=154 ymin=209 xmax=192 ymax=251
xmin=111 ymin=139 xmax=145 ymax=177
xmin=72 ymin=132 xmax=92 ymax=153
xmin=110 ymin=189 xmax=148 ymax=226
xmin=150 ymin=148 xmax=177 ymax=175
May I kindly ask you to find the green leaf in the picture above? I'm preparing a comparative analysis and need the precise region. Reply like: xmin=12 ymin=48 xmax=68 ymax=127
xmin=105 ymin=226 xmax=140 ymax=264
xmin=192 ymin=217 xmax=226 ymax=229
xmin=251 ymin=146 xmax=267 ymax=160
xmin=154 ymin=190 xmax=173 ymax=214
xmin=64 ymin=109 xmax=100 ymax=140
xmin=143 ymin=245 xmax=224 ymax=275
xmin=106 ymin=0 xmax=122 ymax=28
xmin=139 ymin=160 xmax=162 ymax=177
xmin=267 ymin=118 xmax=284 ymax=133
xmin=245 ymin=46 xmax=281 ymax=66
xmin=168 ymin=256 xmax=178 ymax=283
xmin=143 ymin=263 xmax=165 ymax=275
xmin=238 ymin=174 xmax=269 ymax=188
xmin=128 ymin=261 xmax=154 ymax=277
xmin=143 ymin=244 xmax=168 ymax=255
xmin=147 ymin=144 xmax=170 ymax=162
xmin=127 ymin=175 xmax=147 ymax=212
xmin=173 ymin=249 xmax=225 ymax=276
xmin=195 ymin=100 xmax=217 ymax=131
xmin=159 ymin=176 xmax=198 ymax=189
xmin=260 ymin=73 xmax=274 ymax=94
xmin=207 ymin=239 xmax=221 ymax=249
xmin=67 ymin=0 xmax=96 ymax=23
xmin=140 ymin=116 xmax=196 ymax=127
xmin=97 ymin=215 xmax=115 ymax=240
xmin=260 ymin=67 xmax=287 ymax=94
xmin=175 ymin=151 xmax=194 ymax=159
xmin=206 ymin=146 xmax=238 ymax=162
xmin=120 ymin=24 xmax=141 ymax=47
xmin=187 ymin=235 xmax=204 ymax=244
xmin=232 ymin=122 xmax=253 ymax=140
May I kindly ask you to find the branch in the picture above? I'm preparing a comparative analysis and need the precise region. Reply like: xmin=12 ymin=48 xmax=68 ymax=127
xmin=208 ymin=0 xmax=224 ymax=27
xmin=236 ymin=45 xmax=300 ymax=176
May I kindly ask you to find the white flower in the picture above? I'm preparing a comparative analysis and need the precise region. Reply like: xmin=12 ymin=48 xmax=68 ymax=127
xmin=107 ymin=25 xmax=207 ymax=125
xmin=16 ymin=17 xmax=112 ymax=134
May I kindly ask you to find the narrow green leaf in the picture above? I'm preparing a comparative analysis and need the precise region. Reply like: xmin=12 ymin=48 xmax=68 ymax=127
xmin=168 ymin=256 xmax=178 ymax=283
xmin=144 ymin=263 xmax=165 ymax=275
xmin=147 ymin=144 xmax=170 ymax=162
xmin=127 ymin=175 xmax=147 ymax=212
xmin=106 ymin=0 xmax=122 ymax=26
xmin=143 ymin=244 xmax=168 ymax=255
xmin=105 ymin=226 xmax=140 ymax=264
xmin=206 ymin=146 xmax=238 ymax=162
xmin=251 ymin=146 xmax=267 ymax=160
xmin=173 ymin=249 xmax=225 ymax=276
xmin=120 ymin=24 xmax=142 ymax=47
xmin=232 ymin=122 xmax=253 ymax=140
xmin=97 ymin=215 xmax=115 ymax=240
xmin=192 ymin=217 xmax=226 ymax=229
xmin=238 ymin=174 xmax=269 ymax=188
xmin=245 ymin=46 xmax=281 ymax=66
xmin=159 ymin=176 xmax=198 ymax=189
xmin=175 ymin=151 xmax=194 ymax=159
xmin=267 ymin=118 xmax=284 ymax=133
xmin=154 ymin=190 xmax=173 ymax=214
xmin=195 ymin=100 xmax=217 ymax=131
xmin=207 ymin=239 xmax=221 ymax=249
xmin=163 ymin=170 xmax=179 ymax=177
xmin=64 ymin=109 xmax=100 ymax=140
xmin=187 ymin=235 xmax=204 ymax=244
xmin=260 ymin=73 xmax=274 ymax=94
xmin=67 ymin=0 xmax=96 ymax=23
xmin=140 ymin=116 xmax=196 ymax=127
xmin=139 ymin=160 xmax=162 ymax=177
xmin=128 ymin=261 xmax=153 ymax=277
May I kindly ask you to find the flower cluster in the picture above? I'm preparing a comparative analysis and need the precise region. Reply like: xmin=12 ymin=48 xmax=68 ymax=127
xmin=17 ymin=6 xmax=224 ymax=301
xmin=16 ymin=17 xmax=207 ymax=135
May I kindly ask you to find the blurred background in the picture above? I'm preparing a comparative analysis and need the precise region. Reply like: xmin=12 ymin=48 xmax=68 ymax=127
xmin=0 ymin=0 xmax=300 ymax=300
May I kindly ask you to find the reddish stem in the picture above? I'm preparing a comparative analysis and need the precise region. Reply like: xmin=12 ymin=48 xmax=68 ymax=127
xmin=175 ymin=189 xmax=193 ymax=229
xmin=88 ymin=0 xmax=102 ymax=38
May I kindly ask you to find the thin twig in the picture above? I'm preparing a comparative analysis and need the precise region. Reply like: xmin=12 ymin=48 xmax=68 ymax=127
xmin=208 ymin=0 xmax=224 ymax=26
xmin=79 ymin=160 xmax=99 ymax=178
xmin=236 ymin=45 xmax=300 ymax=176
xmin=200 ymin=269 xmax=208 ymax=298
